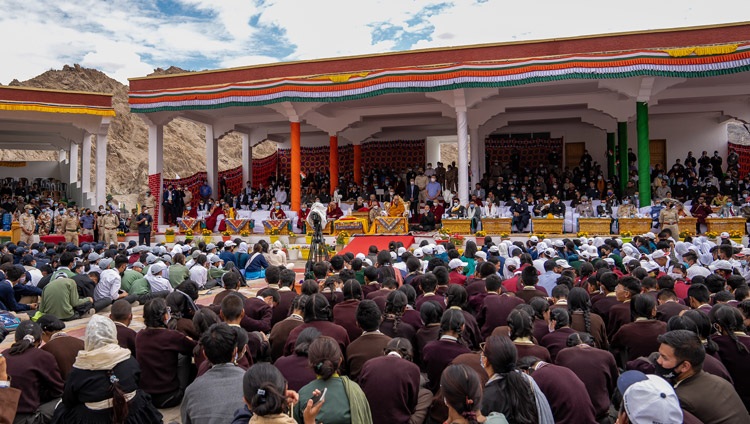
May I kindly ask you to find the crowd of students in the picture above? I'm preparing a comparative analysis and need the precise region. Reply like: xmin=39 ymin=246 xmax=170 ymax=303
xmin=0 ymin=229 xmax=749 ymax=423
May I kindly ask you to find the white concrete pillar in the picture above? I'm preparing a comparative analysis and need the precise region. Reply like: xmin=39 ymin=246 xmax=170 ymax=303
xmin=241 ymin=133 xmax=252 ymax=186
xmin=456 ymin=108 xmax=470 ymax=205
xmin=82 ymin=133 xmax=92 ymax=193
xmin=95 ymin=133 xmax=107 ymax=207
xmin=148 ymin=124 xmax=164 ymax=224
xmin=469 ymin=126 xmax=480 ymax=185
xmin=69 ymin=141 xmax=78 ymax=185
xmin=206 ymin=125 xmax=218 ymax=199
xmin=58 ymin=149 xmax=66 ymax=163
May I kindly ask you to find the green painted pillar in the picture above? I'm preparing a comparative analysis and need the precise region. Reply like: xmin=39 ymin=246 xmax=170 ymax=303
xmin=618 ymin=122 xmax=628 ymax=193
xmin=637 ymin=102 xmax=651 ymax=207
xmin=607 ymin=132 xmax=615 ymax=179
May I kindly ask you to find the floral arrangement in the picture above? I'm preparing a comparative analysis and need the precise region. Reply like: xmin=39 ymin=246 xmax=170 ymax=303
xmin=706 ymin=231 xmax=719 ymax=239
xmin=546 ymin=213 xmax=555 ymax=219
xmin=288 ymin=245 xmax=301 ymax=250
xmin=678 ymin=230 xmax=692 ymax=239
xmin=336 ymin=231 xmax=351 ymax=244
xmin=183 ymin=229 xmax=193 ymax=236
xmin=499 ymin=232 xmax=509 ymax=238
xmin=729 ymin=230 xmax=743 ymax=238
xmin=435 ymin=233 xmax=449 ymax=241
xmin=451 ymin=234 xmax=465 ymax=246
xmin=620 ymin=231 xmax=632 ymax=238
xmin=530 ymin=233 xmax=545 ymax=240
xmin=221 ymin=230 xmax=232 ymax=237
xmin=475 ymin=230 xmax=487 ymax=237
xmin=576 ymin=231 xmax=589 ymax=238
xmin=239 ymin=229 xmax=251 ymax=237
xmin=201 ymin=228 xmax=212 ymax=236
xmin=438 ymin=227 xmax=451 ymax=235
xmin=164 ymin=227 xmax=175 ymax=235
xmin=116 ymin=230 xmax=126 ymax=237
xmin=269 ymin=228 xmax=281 ymax=235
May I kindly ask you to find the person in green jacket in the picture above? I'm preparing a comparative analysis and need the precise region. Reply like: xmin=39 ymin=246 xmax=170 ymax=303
xmin=129 ymin=277 xmax=151 ymax=297
xmin=207 ymin=255 xmax=227 ymax=282
xmin=39 ymin=277 xmax=93 ymax=321
xmin=168 ymin=254 xmax=190 ymax=288
xmin=121 ymin=262 xmax=145 ymax=293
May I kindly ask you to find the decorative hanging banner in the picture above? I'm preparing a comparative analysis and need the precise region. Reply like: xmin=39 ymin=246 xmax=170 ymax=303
xmin=485 ymin=137 xmax=563 ymax=169
xmin=253 ymin=152 xmax=278 ymax=187
xmin=729 ymin=142 xmax=749 ymax=174
xmin=0 ymin=161 xmax=26 ymax=167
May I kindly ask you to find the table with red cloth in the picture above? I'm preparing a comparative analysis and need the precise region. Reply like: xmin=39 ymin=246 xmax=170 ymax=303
xmin=332 ymin=216 xmax=368 ymax=235
xmin=371 ymin=216 xmax=408 ymax=234
xmin=40 ymin=234 xmax=94 ymax=244
xmin=263 ymin=219 xmax=290 ymax=235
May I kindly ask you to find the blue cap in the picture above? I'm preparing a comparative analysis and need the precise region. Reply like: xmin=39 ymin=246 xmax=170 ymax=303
xmin=617 ymin=370 xmax=649 ymax=395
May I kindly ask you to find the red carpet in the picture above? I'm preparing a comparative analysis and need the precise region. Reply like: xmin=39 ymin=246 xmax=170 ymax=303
xmin=340 ymin=235 xmax=415 ymax=255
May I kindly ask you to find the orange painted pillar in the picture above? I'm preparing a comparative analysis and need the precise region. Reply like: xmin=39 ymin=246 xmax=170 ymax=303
xmin=290 ymin=121 xmax=301 ymax=211
xmin=329 ymin=135 xmax=339 ymax=195
xmin=353 ymin=144 xmax=362 ymax=185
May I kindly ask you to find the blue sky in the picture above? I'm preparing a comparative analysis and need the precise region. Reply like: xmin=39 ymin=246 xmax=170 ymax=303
xmin=0 ymin=0 xmax=748 ymax=84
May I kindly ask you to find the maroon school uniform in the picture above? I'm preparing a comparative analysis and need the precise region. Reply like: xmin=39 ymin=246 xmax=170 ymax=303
xmin=606 ymin=301 xmax=632 ymax=338
xmin=465 ymin=279 xmax=486 ymax=298
xmin=366 ymin=288 xmax=392 ymax=300
xmin=272 ymin=289 xmax=298 ymax=326
xmin=422 ymin=337 xmax=471 ymax=392
xmin=611 ymin=319 xmax=667 ymax=362
xmin=415 ymin=325 xmax=440 ymax=368
xmin=346 ymin=332 xmax=392 ymax=381
xmin=591 ymin=295 xmax=619 ymax=325
xmin=2 ymin=347 xmax=64 ymax=415
xmin=656 ymin=300 xmax=689 ymax=322
xmin=115 ymin=322 xmax=137 ymax=356
xmin=402 ymin=308 xmax=423 ymax=330
xmin=477 ymin=293 xmax=524 ymax=339
xmin=514 ymin=342 xmax=551 ymax=363
xmin=456 ymin=308 xmax=482 ymax=349
xmin=284 ymin=320 xmax=350 ymax=357
xmin=515 ymin=286 xmax=548 ymax=304
xmin=448 ymin=271 xmax=467 ymax=286
xmin=414 ymin=293 xmax=445 ymax=312
xmin=713 ymin=333 xmax=750 ymax=410
xmin=555 ymin=346 xmax=619 ymax=422
xmin=361 ymin=282 xmax=382 ymax=297
xmin=40 ymin=334 xmax=85 ymax=380
xmin=533 ymin=319 xmax=550 ymax=344
xmin=135 ymin=327 xmax=197 ymax=397
xmin=333 ymin=299 xmax=362 ymax=342
xmin=359 ymin=355 xmax=421 ymax=424
xmin=274 ymin=353 xmax=317 ymax=392
xmin=269 ymin=316 xmax=304 ymax=362
xmin=539 ymin=327 xmax=578 ymax=362
xmin=240 ymin=297 xmax=273 ymax=333
xmin=570 ymin=311 xmax=608 ymax=350
xmin=530 ymin=362 xmax=598 ymax=424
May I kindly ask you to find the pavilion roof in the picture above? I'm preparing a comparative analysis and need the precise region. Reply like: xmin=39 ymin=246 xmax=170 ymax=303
xmin=128 ymin=22 xmax=750 ymax=114
xmin=0 ymin=86 xmax=115 ymax=117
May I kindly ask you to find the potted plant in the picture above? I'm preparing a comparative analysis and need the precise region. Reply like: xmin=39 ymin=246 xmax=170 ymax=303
xmin=729 ymin=230 xmax=743 ymax=243
xmin=221 ymin=229 xmax=232 ymax=242
xmin=620 ymin=230 xmax=632 ymax=243
xmin=269 ymin=228 xmax=280 ymax=244
xmin=450 ymin=234 xmax=464 ymax=246
xmin=706 ymin=231 xmax=718 ymax=240
xmin=499 ymin=232 xmax=510 ymax=240
xmin=336 ymin=231 xmax=350 ymax=246
xmin=240 ymin=229 xmax=251 ymax=239
xmin=576 ymin=231 xmax=589 ymax=238
xmin=299 ymin=244 xmax=311 ymax=260
xmin=287 ymin=244 xmax=300 ymax=261
xmin=164 ymin=227 xmax=175 ymax=243
xmin=678 ymin=230 xmax=692 ymax=241
xmin=475 ymin=230 xmax=487 ymax=245
xmin=201 ymin=228 xmax=212 ymax=243
xmin=116 ymin=230 xmax=126 ymax=242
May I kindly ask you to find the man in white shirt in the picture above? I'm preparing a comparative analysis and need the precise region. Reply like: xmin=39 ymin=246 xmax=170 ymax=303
xmin=275 ymin=186 xmax=288 ymax=204
xmin=189 ymin=254 xmax=209 ymax=289
xmin=94 ymin=257 xmax=131 ymax=307
xmin=146 ymin=262 xmax=174 ymax=293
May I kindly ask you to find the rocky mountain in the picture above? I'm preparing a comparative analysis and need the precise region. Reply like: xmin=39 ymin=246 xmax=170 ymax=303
xmin=3 ymin=64 xmax=276 ymax=205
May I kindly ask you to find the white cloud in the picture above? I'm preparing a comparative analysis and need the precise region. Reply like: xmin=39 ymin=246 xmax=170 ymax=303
xmin=0 ymin=0 xmax=748 ymax=86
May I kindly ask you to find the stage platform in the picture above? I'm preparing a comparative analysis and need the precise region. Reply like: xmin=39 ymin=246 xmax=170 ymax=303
xmin=340 ymin=235 xmax=415 ymax=255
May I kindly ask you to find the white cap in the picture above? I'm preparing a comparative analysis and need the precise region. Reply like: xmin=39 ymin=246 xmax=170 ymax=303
xmin=363 ymin=258 xmax=373 ymax=266
xmin=641 ymin=261 xmax=659 ymax=272
xmin=603 ymin=258 xmax=615 ymax=266
xmin=651 ymin=250 xmax=667 ymax=260
xmin=555 ymin=259 xmax=572 ymax=269
xmin=505 ymin=257 xmax=520 ymax=268
xmin=397 ymin=247 xmax=407 ymax=256
xmin=355 ymin=253 xmax=366 ymax=260
xmin=529 ymin=236 xmax=539 ymax=242
xmin=422 ymin=245 xmax=434 ymax=255
xmin=618 ymin=371 xmax=683 ymax=424
xmin=537 ymin=242 xmax=548 ymax=251
xmin=150 ymin=262 xmax=167 ymax=274
xmin=413 ymin=248 xmax=424 ymax=258
xmin=488 ymin=245 xmax=499 ymax=253
xmin=645 ymin=232 xmax=656 ymax=239
xmin=720 ymin=231 xmax=730 ymax=239
xmin=449 ymin=258 xmax=468 ymax=269
xmin=99 ymin=258 xmax=113 ymax=269
xmin=225 ymin=241 xmax=235 ymax=247
xmin=709 ymin=259 xmax=733 ymax=271
xmin=206 ymin=243 xmax=216 ymax=251
xmin=475 ymin=251 xmax=487 ymax=260
xmin=390 ymin=251 xmax=397 ymax=260
xmin=210 ymin=255 xmax=223 ymax=264
xmin=553 ymin=240 xmax=564 ymax=248
xmin=544 ymin=248 xmax=557 ymax=258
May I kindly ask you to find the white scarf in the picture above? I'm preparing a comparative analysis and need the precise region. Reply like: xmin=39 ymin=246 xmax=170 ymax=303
xmin=74 ymin=344 xmax=131 ymax=370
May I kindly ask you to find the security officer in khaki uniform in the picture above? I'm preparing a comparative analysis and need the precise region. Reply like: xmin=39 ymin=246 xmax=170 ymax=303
xmin=19 ymin=205 xmax=36 ymax=245
xmin=101 ymin=210 xmax=119 ymax=246
xmin=659 ymin=200 xmax=680 ymax=238
xmin=141 ymin=189 xmax=157 ymax=213
xmin=414 ymin=168 xmax=428 ymax=207
xmin=61 ymin=208 xmax=80 ymax=245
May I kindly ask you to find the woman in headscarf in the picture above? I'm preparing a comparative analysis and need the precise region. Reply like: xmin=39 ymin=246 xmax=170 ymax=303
xmin=51 ymin=315 xmax=163 ymax=424
xmin=235 ymin=242 xmax=250 ymax=269
xmin=268 ymin=240 xmax=293 ymax=269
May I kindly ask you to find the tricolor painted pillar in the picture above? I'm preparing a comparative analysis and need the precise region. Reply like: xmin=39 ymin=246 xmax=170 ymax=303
xmin=456 ymin=108 xmax=469 ymax=204
xmin=618 ymin=122 xmax=628 ymax=194
xmin=241 ymin=133 xmax=252 ymax=187
xmin=353 ymin=144 xmax=362 ymax=185
xmin=469 ymin=127 xmax=480 ymax=185
xmin=637 ymin=103 xmax=651 ymax=207
xmin=148 ymin=124 xmax=164 ymax=226
xmin=69 ymin=140 xmax=79 ymax=185
xmin=290 ymin=121 xmax=301 ymax=211
xmin=95 ymin=132 xmax=107 ymax=207
xmin=329 ymin=135 xmax=339 ymax=195
xmin=606 ymin=132 xmax=615 ymax=179
xmin=206 ymin=125 xmax=218 ymax=200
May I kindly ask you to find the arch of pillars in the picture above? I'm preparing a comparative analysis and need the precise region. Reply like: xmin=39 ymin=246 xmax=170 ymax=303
xmin=128 ymin=23 xmax=750 ymax=225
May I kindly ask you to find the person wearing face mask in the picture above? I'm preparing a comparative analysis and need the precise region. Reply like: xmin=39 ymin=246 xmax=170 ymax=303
xmin=101 ymin=209 xmax=120 ymax=246
xmin=574 ymin=196 xmax=595 ymax=218
xmin=270 ymin=201 xmax=287 ymax=220
xmin=60 ymin=208 xmax=80 ymax=246
xmin=19 ymin=205 xmax=36 ymax=245
xmin=426 ymin=175 xmax=441 ymax=203
xmin=720 ymin=197 xmax=738 ymax=217
xmin=508 ymin=194 xmax=530 ymax=232
xmin=617 ymin=196 xmax=638 ymax=219
xmin=654 ymin=330 xmax=749 ymax=424
xmin=448 ymin=198 xmax=465 ymax=218
xmin=37 ymin=205 xmax=52 ymax=236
